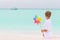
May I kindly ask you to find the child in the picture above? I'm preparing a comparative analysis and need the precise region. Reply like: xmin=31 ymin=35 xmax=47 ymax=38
xmin=41 ymin=11 xmax=52 ymax=40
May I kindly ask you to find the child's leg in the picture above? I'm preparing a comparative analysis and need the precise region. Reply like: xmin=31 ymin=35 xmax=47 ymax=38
xmin=44 ymin=32 xmax=51 ymax=40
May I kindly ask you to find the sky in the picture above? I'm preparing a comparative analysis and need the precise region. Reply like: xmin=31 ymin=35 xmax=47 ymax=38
xmin=0 ymin=0 xmax=60 ymax=9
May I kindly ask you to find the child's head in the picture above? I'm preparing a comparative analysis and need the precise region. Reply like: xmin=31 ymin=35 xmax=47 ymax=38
xmin=45 ymin=11 xmax=51 ymax=19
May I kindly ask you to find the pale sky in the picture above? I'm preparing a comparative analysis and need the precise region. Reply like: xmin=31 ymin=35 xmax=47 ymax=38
xmin=0 ymin=0 xmax=60 ymax=9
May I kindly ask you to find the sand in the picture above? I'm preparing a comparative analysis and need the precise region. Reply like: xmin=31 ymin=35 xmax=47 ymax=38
xmin=0 ymin=31 xmax=60 ymax=40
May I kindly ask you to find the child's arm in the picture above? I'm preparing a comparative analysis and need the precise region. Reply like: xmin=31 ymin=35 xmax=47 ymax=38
xmin=41 ymin=29 xmax=48 ymax=32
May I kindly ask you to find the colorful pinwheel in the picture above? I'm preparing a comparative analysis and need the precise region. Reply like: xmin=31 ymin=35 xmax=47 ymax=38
xmin=33 ymin=15 xmax=42 ymax=25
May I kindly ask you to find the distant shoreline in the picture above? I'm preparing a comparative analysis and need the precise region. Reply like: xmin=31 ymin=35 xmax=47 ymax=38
xmin=0 ymin=8 xmax=60 ymax=10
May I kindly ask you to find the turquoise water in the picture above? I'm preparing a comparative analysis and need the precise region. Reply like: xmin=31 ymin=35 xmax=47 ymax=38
xmin=0 ymin=9 xmax=60 ymax=33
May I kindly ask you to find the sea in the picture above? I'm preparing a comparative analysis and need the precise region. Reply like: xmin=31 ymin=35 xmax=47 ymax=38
xmin=0 ymin=9 xmax=60 ymax=34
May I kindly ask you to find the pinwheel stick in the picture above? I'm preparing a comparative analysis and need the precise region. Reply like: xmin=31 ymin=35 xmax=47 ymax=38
xmin=39 ymin=23 xmax=46 ymax=40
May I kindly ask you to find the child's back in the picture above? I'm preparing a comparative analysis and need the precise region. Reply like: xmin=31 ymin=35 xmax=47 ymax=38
xmin=44 ymin=19 xmax=52 ymax=32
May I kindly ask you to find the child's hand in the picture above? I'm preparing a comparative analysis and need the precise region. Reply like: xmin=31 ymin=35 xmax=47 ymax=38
xmin=41 ymin=30 xmax=48 ymax=32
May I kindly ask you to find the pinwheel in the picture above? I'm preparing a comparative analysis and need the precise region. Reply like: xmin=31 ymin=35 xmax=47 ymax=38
xmin=33 ymin=15 xmax=42 ymax=25
xmin=33 ymin=15 xmax=46 ymax=40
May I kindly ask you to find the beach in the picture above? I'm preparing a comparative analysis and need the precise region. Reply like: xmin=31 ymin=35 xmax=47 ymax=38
xmin=0 ymin=31 xmax=60 ymax=40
